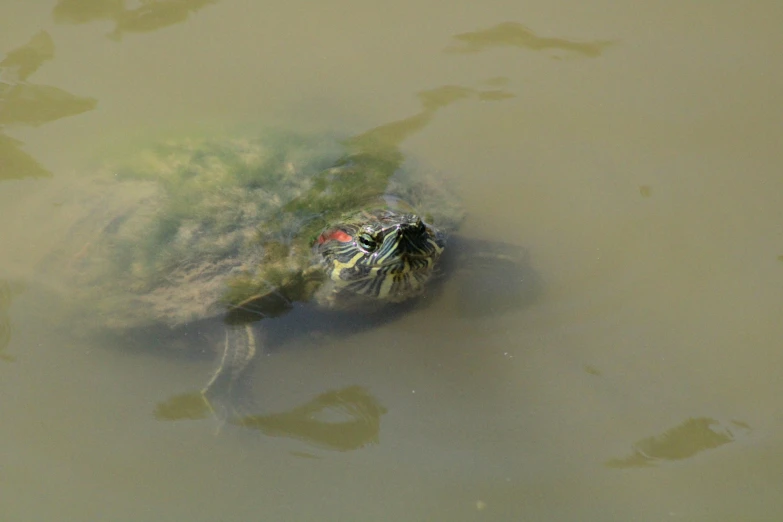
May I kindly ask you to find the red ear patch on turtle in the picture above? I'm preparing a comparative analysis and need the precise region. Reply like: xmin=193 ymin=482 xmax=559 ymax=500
xmin=317 ymin=229 xmax=352 ymax=244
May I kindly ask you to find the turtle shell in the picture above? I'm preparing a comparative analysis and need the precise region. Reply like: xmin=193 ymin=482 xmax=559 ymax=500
xmin=41 ymin=131 xmax=463 ymax=331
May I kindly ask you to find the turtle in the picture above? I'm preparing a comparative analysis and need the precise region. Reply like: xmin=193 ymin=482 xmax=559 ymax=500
xmin=38 ymin=130 xmax=466 ymax=420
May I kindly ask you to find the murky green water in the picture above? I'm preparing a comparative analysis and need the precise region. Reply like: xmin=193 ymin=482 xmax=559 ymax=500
xmin=2 ymin=1 xmax=782 ymax=521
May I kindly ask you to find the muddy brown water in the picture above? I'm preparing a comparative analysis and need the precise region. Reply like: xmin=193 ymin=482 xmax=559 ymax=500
xmin=1 ymin=1 xmax=782 ymax=521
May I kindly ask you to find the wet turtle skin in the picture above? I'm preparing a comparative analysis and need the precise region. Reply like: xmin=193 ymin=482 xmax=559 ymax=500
xmin=43 ymin=131 xmax=462 ymax=418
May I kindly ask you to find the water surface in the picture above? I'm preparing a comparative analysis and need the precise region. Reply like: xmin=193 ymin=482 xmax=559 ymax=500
xmin=1 ymin=1 xmax=782 ymax=520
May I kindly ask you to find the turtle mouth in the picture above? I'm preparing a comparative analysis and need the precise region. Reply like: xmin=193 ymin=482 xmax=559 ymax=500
xmin=372 ymin=252 xmax=442 ymax=276
xmin=373 ymin=254 xmax=438 ymax=273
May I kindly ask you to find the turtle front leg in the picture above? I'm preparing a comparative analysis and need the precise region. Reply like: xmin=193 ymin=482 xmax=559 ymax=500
xmin=153 ymin=323 xmax=260 ymax=422
xmin=201 ymin=323 xmax=258 ymax=405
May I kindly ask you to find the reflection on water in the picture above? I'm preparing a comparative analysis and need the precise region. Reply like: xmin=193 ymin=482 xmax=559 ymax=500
xmin=147 ymin=349 xmax=386 ymax=454
xmin=0 ymin=31 xmax=97 ymax=181
xmin=110 ymin=0 xmax=217 ymax=40
xmin=606 ymin=417 xmax=752 ymax=468
xmin=236 ymin=386 xmax=386 ymax=452
xmin=0 ymin=83 xmax=97 ymax=127
xmin=155 ymin=385 xmax=387 ymax=453
xmin=445 ymin=21 xmax=614 ymax=57
xmin=0 ymin=31 xmax=54 ymax=82
xmin=53 ymin=0 xmax=124 ymax=24
xmin=350 ymin=85 xmax=514 ymax=156
xmin=0 ymin=279 xmax=23 ymax=362
xmin=52 ymin=0 xmax=218 ymax=40
xmin=153 ymin=389 xmax=218 ymax=421
xmin=0 ymin=31 xmax=96 ymax=127
xmin=483 ymin=76 xmax=510 ymax=87
xmin=0 ymin=134 xmax=50 ymax=181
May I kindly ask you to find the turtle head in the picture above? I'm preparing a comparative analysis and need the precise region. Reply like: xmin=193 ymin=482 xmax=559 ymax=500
xmin=314 ymin=206 xmax=445 ymax=303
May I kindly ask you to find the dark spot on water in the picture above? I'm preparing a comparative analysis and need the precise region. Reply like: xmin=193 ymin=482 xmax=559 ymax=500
xmin=583 ymin=365 xmax=601 ymax=376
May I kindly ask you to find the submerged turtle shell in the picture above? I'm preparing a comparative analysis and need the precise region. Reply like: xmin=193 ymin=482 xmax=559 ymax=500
xmin=45 ymin=132 xmax=463 ymax=330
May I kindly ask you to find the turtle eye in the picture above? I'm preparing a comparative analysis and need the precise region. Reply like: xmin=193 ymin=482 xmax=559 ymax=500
xmin=356 ymin=233 xmax=378 ymax=253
